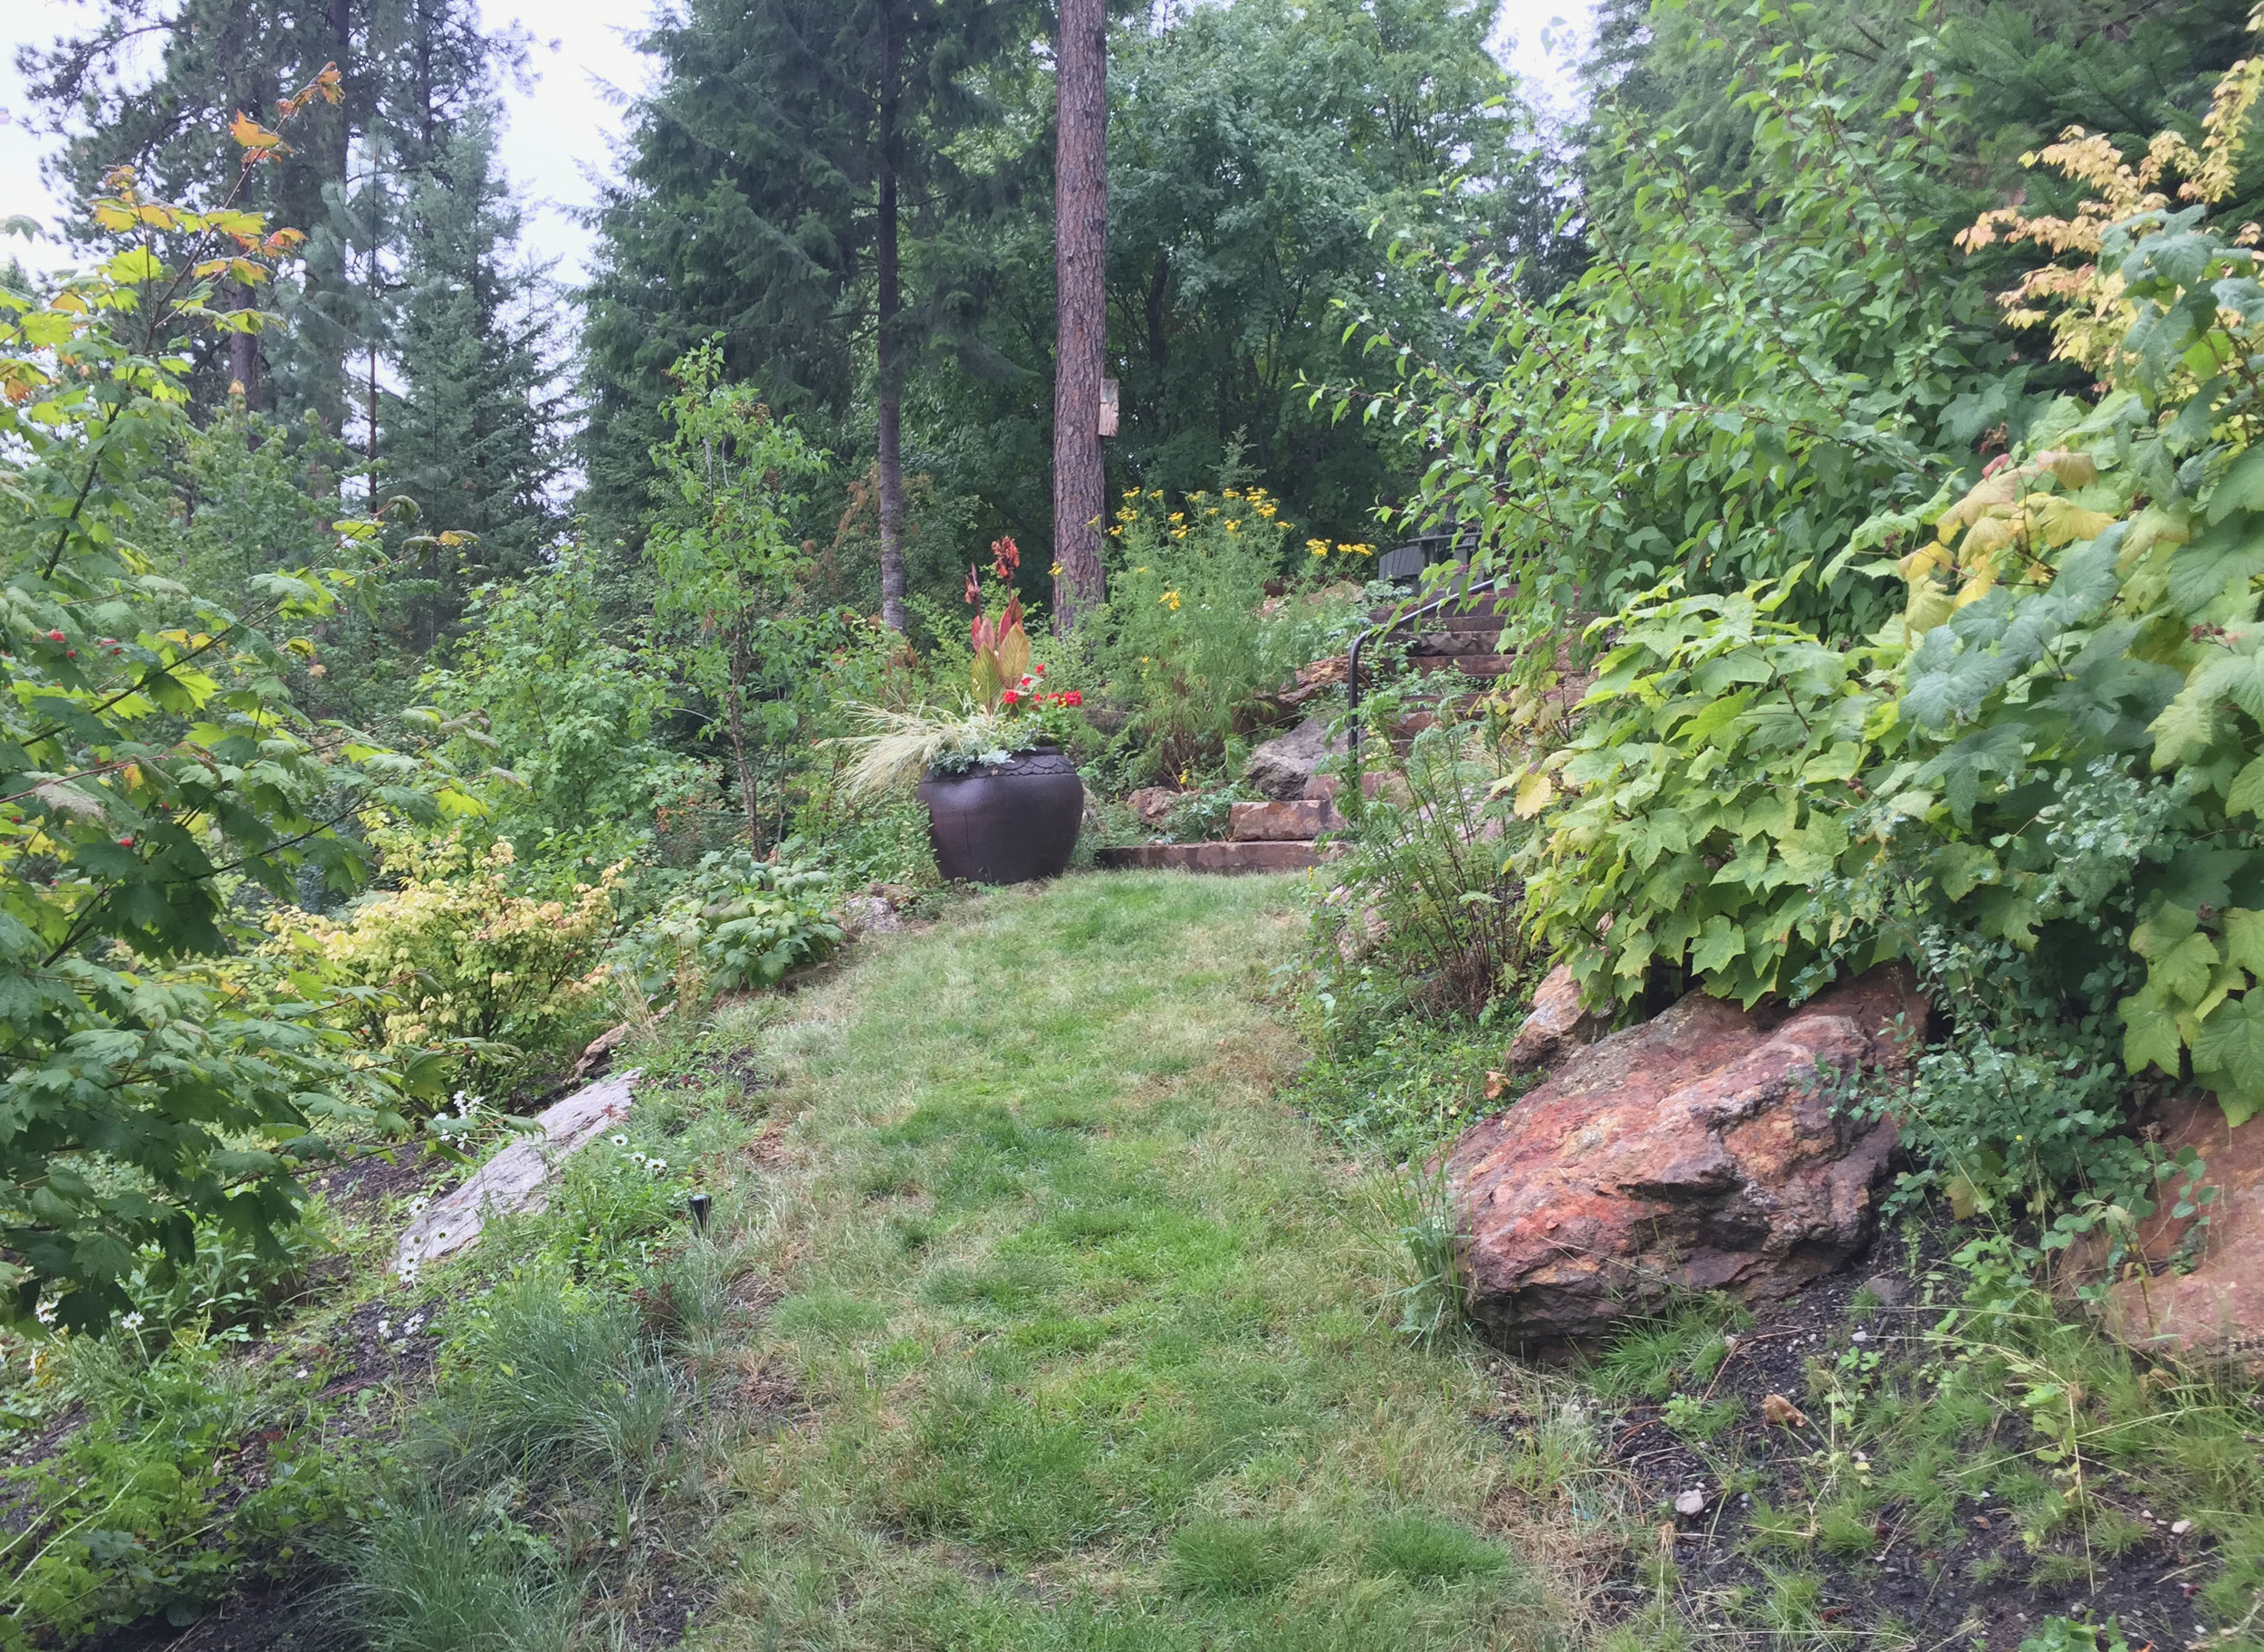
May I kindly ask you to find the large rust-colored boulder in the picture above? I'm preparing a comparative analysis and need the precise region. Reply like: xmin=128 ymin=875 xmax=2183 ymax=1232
xmin=2066 ymin=1095 xmax=2264 ymax=1365
xmin=1450 ymin=970 xmax=1928 ymax=1355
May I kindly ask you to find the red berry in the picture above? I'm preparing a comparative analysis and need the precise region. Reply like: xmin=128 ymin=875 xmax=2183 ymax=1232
xmin=45 ymin=629 xmax=64 ymax=642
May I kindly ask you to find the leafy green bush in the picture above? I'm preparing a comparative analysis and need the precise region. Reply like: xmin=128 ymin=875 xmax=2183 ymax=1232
xmin=1512 ymin=69 xmax=2264 ymax=1144
xmin=3 ymin=1335 xmax=343 ymax=1646
xmin=628 ymin=845 xmax=841 ymax=999
xmin=413 ymin=547 xmax=696 ymax=878
xmin=0 ymin=147 xmax=475 ymax=1329
xmin=1319 ymin=714 xmax=1536 ymax=1014
xmin=267 ymin=833 xmax=621 ymax=1097
xmin=1338 ymin=1 xmax=1989 ymax=639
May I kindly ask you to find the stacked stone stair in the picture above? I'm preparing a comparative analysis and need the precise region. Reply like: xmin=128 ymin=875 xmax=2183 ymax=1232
xmin=1097 ymin=798 xmax=1346 ymax=874
xmin=1097 ymin=587 xmax=1512 ymax=874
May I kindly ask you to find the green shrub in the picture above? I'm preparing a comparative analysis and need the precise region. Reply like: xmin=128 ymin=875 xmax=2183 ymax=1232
xmin=264 ymin=832 xmax=620 ymax=1099
xmin=1319 ymin=714 xmax=1536 ymax=1015
xmin=2 ymin=1335 xmax=344 ymax=1646
xmin=1092 ymin=485 xmax=1366 ymax=780
xmin=1505 ymin=65 xmax=2264 ymax=1154
xmin=626 ymin=844 xmax=842 ymax=1001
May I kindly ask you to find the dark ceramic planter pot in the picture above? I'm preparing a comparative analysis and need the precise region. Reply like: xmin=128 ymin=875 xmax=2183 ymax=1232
xmin=916 ymin=745 xmax=1083 ymax=884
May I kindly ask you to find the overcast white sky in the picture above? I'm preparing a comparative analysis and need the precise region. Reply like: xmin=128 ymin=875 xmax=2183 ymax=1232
xmin=3 ymin=0 xmax=1595 ymax=285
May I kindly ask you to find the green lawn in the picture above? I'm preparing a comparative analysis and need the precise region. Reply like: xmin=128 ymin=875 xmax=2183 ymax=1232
xmin=696 ymin=871 xmax=1583 ymax=1650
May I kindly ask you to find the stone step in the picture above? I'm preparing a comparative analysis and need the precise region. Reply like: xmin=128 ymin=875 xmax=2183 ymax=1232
xmin=1407 ymin=654 xmax=1519 ymax=678
xmin=1097 ymin=840 xmax=1344 ymax=874
xmin=1227 ymin=798 xmax=1339 ymax=841
xmin=1407 ymin=630 xmax=1507 ymax=658
xmin=1418 ymin=611 xmax=1512 ymax=634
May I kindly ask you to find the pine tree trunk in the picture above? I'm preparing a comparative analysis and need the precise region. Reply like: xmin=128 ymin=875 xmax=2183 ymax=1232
xmin=876 ymin=5 xmax=908 ymax=633
xmin=726 ymin=623 xmax=761 ymax=846
xmin=1051 ymin=0 xmax=1108 ymax=633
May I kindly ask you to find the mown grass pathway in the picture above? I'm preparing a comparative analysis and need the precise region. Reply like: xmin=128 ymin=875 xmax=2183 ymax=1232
xmin=702 ymin=872 xmax=1562 ymax=1651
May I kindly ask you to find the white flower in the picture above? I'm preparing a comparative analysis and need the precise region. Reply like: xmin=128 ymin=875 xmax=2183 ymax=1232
xmin=407 ymin=1196 xmax=430 ymax=1215
xmin=120 ymin=1311 xmax=145 ymax=1332
xmin=610 ymin=1134 xmax=628 ymax=1148
xmin=648 ymin=1158 xmax=667 ymax=1173
xmin=294 ymin=1366 xmax=311 ymax=1379
xmin=33 ymin=1298 xmax=57 ymax=1327
xmin=630 ymin=1152 xmax=647 ymax=1166
xmin=377 ymin=1319 xmax=390 ymax=1338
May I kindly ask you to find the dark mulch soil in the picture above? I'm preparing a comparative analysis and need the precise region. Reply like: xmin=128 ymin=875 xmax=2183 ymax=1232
xmin=304 ymin=1141 xmax=456 ymax=1217
xmin=1555 ymin=1242 xmax=2221 ymax=1650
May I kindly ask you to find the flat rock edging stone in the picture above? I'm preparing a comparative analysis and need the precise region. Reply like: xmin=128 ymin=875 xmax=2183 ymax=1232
xmin=2067 ymin=1092 xmax=2264 ymax=1367
xmin=1449 ymin=969 xmax=1928 ymax=1356
xmin=1096 ymin=840 xmax=1340 ymax=874
xmin=394 ymin=1069 xmax=639 ymax=1276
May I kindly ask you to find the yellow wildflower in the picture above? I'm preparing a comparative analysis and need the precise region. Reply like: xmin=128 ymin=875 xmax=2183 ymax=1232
xmin=1123 ymin=487 xmax=1141 ymax=498
xmin=1050 ymin=562 xmax=1064 ymax=575
xmin=1160 ymin=590 xmax=1182 ymax=610
xmin=1224 ymin=520 xmax=1240 ymax=532
xmin=1223 ymin=488 xmax=1241 ymax=499
xmin=1168 ymin=512 xmax=1185 ymax=523
xmin=1306 ymin=538 xmax=1330 ymax=557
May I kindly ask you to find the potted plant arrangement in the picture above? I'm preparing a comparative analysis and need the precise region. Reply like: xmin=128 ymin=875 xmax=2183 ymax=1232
xmin=841 ymin=542 xmax=1087 ymax=884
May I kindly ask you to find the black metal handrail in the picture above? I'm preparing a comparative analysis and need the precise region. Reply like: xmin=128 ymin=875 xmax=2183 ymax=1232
xmin=1345 ymin=571 xmax=1514 ymax=760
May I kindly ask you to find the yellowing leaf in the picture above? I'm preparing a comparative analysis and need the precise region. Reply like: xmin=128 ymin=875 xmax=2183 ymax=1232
xmin=2034 ymin=448 xmax=2099 ymax=489
xmin=1512 ymin=770 xmax=1554 ymax=819
xmin=230 ymin=112 xmax=286 ymax=151
xmin=2033 ymin=496 xmax=2119 ymax=547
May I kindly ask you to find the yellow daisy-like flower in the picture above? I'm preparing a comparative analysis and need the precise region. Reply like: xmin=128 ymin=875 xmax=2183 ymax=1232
xmin=1223 ymin=488 xmax=1241 ymax=499
xmin=1161 ymin=590 xmax=1182 ymax=610
xmin=1224 ymin=520 xmax=1240 ymax=532
xmin=1306 ymin=538 xmax=1330 ymax=557
xmin=1050 ymin=562 xmax=1064 ymax=576
xmin=1124 ymin=487 xmax=1141 ymax=497
xmin=1171 ymin=528 xmax=1188 ymax=539
xmin=1149 ymin=488 xmax=1164 ymax=497
xmin=1168 ymin=512 xmax=1185 ymax=523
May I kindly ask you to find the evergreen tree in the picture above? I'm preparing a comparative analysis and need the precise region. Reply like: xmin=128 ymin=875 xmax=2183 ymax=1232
xmin=578 ymin=0 xmax=1050 ymax=591
xmin=21 ymin=0 xmax=517 ymax=427
xmin=384 ymin=109 xmax=565 ymax=635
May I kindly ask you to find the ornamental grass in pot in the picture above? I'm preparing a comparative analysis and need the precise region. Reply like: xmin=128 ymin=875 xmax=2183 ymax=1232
xmin=840 ymin=548 xmax=1086 ymax=884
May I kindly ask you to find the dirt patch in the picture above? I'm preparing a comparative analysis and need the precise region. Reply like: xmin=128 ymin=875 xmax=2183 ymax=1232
xmin=1531 ymin=1244 xmax=2221 ymax=1648
xmin=305 ymin=1142 xmax=455 ymax=1218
